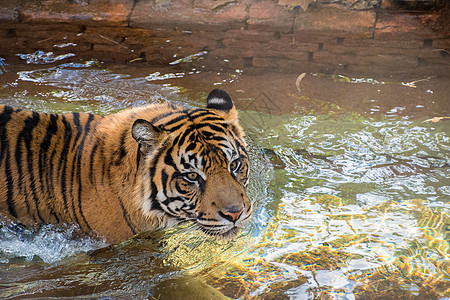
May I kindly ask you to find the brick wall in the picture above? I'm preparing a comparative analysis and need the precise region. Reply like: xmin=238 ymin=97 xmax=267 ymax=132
xmin=0 ymin=0 xmax=448 ymax=77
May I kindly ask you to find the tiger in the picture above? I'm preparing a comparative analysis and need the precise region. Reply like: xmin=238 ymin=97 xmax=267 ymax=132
xmin=0 ymin=89 xmax=252 ymax=243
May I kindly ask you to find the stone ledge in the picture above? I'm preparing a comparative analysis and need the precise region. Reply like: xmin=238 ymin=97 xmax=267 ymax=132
xmin=0 ymin=0 xmax=448 ymax=77
xmin=294 ymin=4 xmax=376 ymax=38
xmin=0 ymin=0 xmax=447 ymax=38
xmin=130 ymin=0 xmax=249 ymax=31
xmin=0 ymin=0 xmax=133 ymax=24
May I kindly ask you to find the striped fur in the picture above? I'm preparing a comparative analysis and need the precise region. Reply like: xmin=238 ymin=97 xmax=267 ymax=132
xmin=0 ymin=89 xmax=252 ymax=243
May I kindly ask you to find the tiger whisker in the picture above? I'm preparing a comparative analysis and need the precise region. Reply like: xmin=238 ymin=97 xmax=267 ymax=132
xmin=171 ymin=224 xmax=201 ymax=246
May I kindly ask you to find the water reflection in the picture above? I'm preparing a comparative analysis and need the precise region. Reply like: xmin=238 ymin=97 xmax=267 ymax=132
xmin=17 ymin=50 xmax=76 ymax=64
xmin=2 ymin=60 xmax=185 ymax=114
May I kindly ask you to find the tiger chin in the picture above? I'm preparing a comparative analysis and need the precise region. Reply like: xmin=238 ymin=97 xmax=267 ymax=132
xmin=0 ymin=89 xmax=252 ymax=244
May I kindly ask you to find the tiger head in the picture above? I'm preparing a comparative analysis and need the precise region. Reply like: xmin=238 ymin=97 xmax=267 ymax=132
xmin=131 ymin=89 xmax=252 ymax=240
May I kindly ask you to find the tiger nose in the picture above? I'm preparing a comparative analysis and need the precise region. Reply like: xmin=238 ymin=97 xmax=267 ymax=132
xmin=220 ymin=206 xmax=244 ymax=222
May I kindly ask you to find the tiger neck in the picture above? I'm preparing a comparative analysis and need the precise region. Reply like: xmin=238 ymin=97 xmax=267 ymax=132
xmin=93 ymin=116 xmax=142 ymax=207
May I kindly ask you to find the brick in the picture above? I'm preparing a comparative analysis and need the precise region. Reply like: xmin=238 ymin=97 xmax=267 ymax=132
xmin=294 ymin=4 xmax=376 ymax=38
xmin=323 ymin=44 xmax=442 ymax=59
xmin=247 ymin=1 xmax=296 ymax=31
xmin=374 ymin=11 xmax=448 ymax=40
xmin=130 ymin=0 xmax=247 ymax=31
xmin=0 ymin=0 xmax=20 ymax=22
xmin=358 ymin=54 xmax=418 ymax=68
xmin=420 ymin=56 xmax=450 ymax=65
xmin=313 ymin=51 xmax=357 ymax=65
xmin=433 ymin=39 xmax=450 ymax=49
xmin=252 ymin=57 xmax=304 ymax=71
xmin=21 ymin=0 xmax=133 ymax=24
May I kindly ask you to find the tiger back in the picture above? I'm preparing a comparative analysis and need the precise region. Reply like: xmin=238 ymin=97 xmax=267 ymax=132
xmin=0 ymin=89 xmax=252 ymax=243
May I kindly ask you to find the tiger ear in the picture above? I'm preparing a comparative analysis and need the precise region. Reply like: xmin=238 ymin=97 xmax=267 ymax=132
xmin=206 ymin=89 xmax=237 ymax=121
xmin=132 ymin=119 xmax=163 ymax=153
xmin=206 ymin=89 xmax=245 ymax=139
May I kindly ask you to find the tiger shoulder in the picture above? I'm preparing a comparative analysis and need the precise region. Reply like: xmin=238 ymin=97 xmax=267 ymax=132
xmin=0 ymin=89 xmax=252 ymax=243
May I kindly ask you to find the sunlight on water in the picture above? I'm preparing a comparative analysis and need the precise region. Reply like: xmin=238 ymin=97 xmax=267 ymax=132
xmin=169 ymin=51 xmax=208 ymax=65
xmin=209 ymin=111 xmax=450 ymax=299
xmin=145 ymin=71 xmax=185 ymax=81
xmin=3 ymin=60 xmax=185 ymax=115
xmin=17 ymin=50 xmax=76 ymax=65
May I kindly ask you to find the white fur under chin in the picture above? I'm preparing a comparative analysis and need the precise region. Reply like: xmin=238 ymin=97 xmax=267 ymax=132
xmin=142 ymin=209 xmax=180 ymax=231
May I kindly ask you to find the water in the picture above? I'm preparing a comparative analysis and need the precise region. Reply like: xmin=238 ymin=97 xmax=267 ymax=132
xmin=0 ymin=46 xmax=449 ymax=299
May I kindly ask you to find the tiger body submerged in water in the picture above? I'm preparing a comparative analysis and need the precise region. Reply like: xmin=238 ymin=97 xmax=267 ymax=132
xmin=0 ymin=89 xmax=252 ymax=243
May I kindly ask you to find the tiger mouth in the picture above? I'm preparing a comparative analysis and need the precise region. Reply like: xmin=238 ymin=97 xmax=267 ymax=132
xmin=197 ymin=225 xmax=241 ymax=241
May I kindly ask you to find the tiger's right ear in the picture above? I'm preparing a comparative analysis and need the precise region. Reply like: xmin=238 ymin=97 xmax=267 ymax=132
xmin=206 ymin=89 xmax=237 ymax=121
xmin=132 ymin=119 xmax=163 ymax=153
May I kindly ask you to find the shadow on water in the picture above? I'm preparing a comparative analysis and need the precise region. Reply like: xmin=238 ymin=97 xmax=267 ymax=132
xmin=0 ymin=44 xmax=449 ymax=299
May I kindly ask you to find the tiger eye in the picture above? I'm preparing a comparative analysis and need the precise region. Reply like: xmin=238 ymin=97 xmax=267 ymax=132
xmin=230 ymin=160 xmax=239 ymax=171
xmin=186 ymin=172 xmax=199 ymax=180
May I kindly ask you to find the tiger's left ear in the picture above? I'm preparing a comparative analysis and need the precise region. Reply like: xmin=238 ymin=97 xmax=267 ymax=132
xmin=206 ymin=89 xmax=238 ymax=121
xmin=132 ymin=119 xmax=165 ymax=154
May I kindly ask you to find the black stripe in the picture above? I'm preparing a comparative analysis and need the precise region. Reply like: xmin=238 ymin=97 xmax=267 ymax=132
xmin=58 ymin=116 xmax=73 ymax=214
xmin=89 ymin=140 xmax=99 ymax=183
xmin=185 ymin=142 xmax=197 ymax=152
xmin=22 ymin=112 xmax=46 ymax=222
xmin=176 ymin=130 xmax=193 ymax=149
xmin=161 ymin=196 xmax=184 ymax=211
xmin=75 ymin=114 xmax=95 ymax=231
xmin=188 ymin=109 xmax=210 ymax=118
xmin=5 ymin=152 xmax=16 ymax=218
xmin=150 ymin=111 xmax=173 ymax=124
xmin=196 ymin=123 xmax=226 ymax=133
xmin=164 ymin=151 xmax=175 ymax=166
xmin=14 ymin=112 xmax=41 ymax=221
xmin=39 ymin=114 xmax=58 ymax=178
xmin=1 ymin=106 xmax=17 ymax=218
xmin=150 ymin=196 xmax=164 ymax=212
xmin=48 ymin=145 xmax=60 ymax=220
xmin=14 ymin=121 xmax=25 ymax=195
xmin=187 ymin=131 xmax=198 ymax=143
xmin=72 ymin=112 xmax=82 ymax=152
xmin=209 ymin=136 xmax=228 ymax=142
xmin=159 ymin=114 xmax=188 ymax=128
xmin=198 ymin=217 xmax=220 ymax=222
xmin=175 ymin=181 xmax=186 ymax=195
xmin=179 ymin=156 xmax=190 ymax=170
xmin=68 ymin=113 xmax=83 ymax=225
xmin=39 ymin=114 xmax=59 ymax=221
xmin=117 ymin=195 xmax=137 ymax=235
xmin=187 ymin=153 xmax=198 ymax=163
xmin=143 ymin=138 xmax=168 ymax=206
xmin=68 ymin=117 xmax=80 ymax=223
xmin=0 ymin=106 xmax=14 ymax=164
xmin=0 ymin=106 xmax=18 ymax=218
xmin=148 ymin=150 xmax=163 ymax=201
xmin=161 ymin=169 xmax=169 ymax=196
xmin=150 ymin=172 xmax=157 ymax=199
xmin=197 ymin=116 xmax=224 ymax=122
xmin=113 ymin=129 xmax=128 ymax=165
xmin=171 ymin=134 xmax=180 ymax=149
xmin=165 ymin=122 xmax=186 ymax=132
